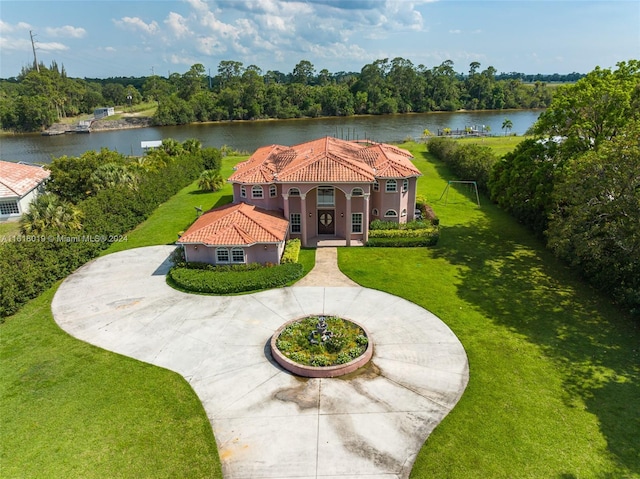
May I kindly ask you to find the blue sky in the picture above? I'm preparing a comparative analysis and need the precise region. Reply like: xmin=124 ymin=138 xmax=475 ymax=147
xmin=1 ymin=0 xmax=638 ymax=79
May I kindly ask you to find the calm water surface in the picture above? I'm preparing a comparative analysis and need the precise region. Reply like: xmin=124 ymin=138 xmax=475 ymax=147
xmin=1 ymin=109 xmax=541 ymax=164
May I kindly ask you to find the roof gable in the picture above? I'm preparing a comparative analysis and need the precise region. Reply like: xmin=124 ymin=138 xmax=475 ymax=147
xmin=229 ymin=136 xmax=419 ymax=184
xmin=178 ymin=202 xmax=288 ymax=246
xmin=0 ymin=161 xmax=50 ymax=199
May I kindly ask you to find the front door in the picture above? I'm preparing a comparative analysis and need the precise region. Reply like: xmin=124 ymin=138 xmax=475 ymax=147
xmin=318 ymin=210 xmax=335 ymax=235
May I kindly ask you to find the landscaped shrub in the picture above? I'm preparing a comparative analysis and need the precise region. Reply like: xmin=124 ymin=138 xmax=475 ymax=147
xmin=427 ymin=137 xmax=497 ymax=194
xmin=366 ymin=227 xmax=440 ymax=247
xmin=168 ymin=262 xmax=303 ymax=294
xmin=370 ymin=219 xmax=431 ymax=230
xmin=281 ymin=239 xmax=301 ymax=264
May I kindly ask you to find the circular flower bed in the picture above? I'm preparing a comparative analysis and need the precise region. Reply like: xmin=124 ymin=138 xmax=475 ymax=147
xmin=270 ymin=315 xmax=373 ymax=378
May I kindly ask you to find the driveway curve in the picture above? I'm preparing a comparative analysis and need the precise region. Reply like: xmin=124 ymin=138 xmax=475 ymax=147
xmin=52 ymin=246 xmax=468 ymax=479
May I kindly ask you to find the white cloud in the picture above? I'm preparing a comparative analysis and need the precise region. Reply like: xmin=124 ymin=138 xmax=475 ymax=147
xmin=45 ymin=25 xmax=87 ymax=38
xmin=37 ymin=42 xmax=69 ymax=52
xmin=0 ymin=20 xmax=32 ymax=33
xmin=113 ymin=16 xmax=159 ymax=35
xmin=449 ymin=29 xmax=461 ymax=34
xmin=165 ymin=12 xmax=191 ymax=39
xmin=0 ymin=36 xmax=31 ymax=52
xmin=104 ymin=46 xmax=116 ymax=52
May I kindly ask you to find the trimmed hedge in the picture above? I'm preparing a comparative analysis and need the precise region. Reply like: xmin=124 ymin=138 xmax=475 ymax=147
xmin=281 ymin=239 xmax=301 ymax=264
xmin=366 ymin=235 xmax=439 ymax=247
xmin=366 ymin=227 xmax=440 ymax=247
xmin=367 ymin=219 xmax=440 ymax=247
xmin=168 ymin=262 xmax=304 ymax=294
xmin=0 ymin=150 xmax=205 ymax=318
xmin=427 ymin=137 xmax=497 ymax=194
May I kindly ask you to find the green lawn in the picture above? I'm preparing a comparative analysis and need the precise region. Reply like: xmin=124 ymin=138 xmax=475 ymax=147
xmin=337 ymin=141 xmax=640 ymax=478
xmin=0 ymin=287 xmax=222 ymax=479
xmin=2 ymin=140 xmax=638 ymax=478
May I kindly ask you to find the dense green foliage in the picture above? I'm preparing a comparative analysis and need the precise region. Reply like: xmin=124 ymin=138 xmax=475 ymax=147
xmin=490 ymin=60 xmax=640 ymax=313
xmin=281 ymin=239 xmax=301 ymax=264
xmin=367 ymin=220 xmax=440 ymax=247
xmin=1 ymin=58 xmax=555 ymax=131
xmin=489 ymin=138 xmax=558 ymax=234
xmin=168 ymin=262 xmax=303 ymax=294
xmin=151 ymin=59 xmax=553 ymax=125
xmin=0 ymin=139 xmax=211 ymax=317
xmin=0 ymin=62 xmax=142 ymax=131
xmin=427 ymin=137 xmax=498 ymax=193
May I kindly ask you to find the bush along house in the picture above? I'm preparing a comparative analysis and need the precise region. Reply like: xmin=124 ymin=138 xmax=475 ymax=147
xmin=177 ymin=136 xmax=421 ymax=265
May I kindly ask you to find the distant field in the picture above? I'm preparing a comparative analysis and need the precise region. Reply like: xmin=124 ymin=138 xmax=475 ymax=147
xmin=455 ymin=135 xmax=526 ymax=156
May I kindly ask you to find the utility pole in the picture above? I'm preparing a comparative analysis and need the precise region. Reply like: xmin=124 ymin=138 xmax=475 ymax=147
xmin=30 ymin=30 xmax=40 ymax=73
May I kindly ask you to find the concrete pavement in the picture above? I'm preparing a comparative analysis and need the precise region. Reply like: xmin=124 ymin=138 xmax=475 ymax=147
xmin=52 ymin=246 xmax=468 ymax=479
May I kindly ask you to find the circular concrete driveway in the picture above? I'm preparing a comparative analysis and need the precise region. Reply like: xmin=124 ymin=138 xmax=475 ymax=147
xmin=52 ymin=246 xmax=468 ymax=479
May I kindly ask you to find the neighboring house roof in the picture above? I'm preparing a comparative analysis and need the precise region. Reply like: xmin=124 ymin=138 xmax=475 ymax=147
xmin=229 ymin=136 xmax=420 ymax=184
xmin=177 ymin=202 xmax=288 ymax=246
xmin=0 ymin=161 xmax=50 ymax=199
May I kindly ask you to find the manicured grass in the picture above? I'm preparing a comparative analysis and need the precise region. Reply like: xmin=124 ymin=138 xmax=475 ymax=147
xmin=455 ymin=135 xmax=526 ymax=156
xmin=337 ymin=141 xmax=640 ymax=478
xmin=0 ymin=286 xmax=222 ymax=479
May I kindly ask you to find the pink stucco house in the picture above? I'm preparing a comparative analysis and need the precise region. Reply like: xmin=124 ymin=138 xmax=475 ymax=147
xmin=177 ymin=136 xmax=421 ymax=265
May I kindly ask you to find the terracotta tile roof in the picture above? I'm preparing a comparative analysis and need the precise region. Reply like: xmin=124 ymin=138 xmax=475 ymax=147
xmin=229 ymin=136 xmax=420 ymax=184
xmin=177 ymin=202 xmax=288 ymax=246
xmin=0 ymin=161 xmax=50 ymax=199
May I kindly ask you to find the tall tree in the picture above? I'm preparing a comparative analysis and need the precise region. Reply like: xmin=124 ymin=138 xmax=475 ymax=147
xmin=534 ymin=60 xmax=640 ymax=156
xmin=546 ymin=119 xmax=640 ymax=310
xmin=292 ymin=60 xmax=316 ymax=85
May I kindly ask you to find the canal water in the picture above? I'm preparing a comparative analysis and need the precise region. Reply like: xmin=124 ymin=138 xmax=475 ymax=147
xmin=1 ymin=109 xmax=541 ymax=164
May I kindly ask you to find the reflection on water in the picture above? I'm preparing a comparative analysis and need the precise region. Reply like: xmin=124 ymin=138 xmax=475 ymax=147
xmin=0 ymin=109 xmax=541 ymax=164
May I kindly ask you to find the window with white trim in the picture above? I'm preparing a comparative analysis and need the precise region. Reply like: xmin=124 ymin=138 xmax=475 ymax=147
xmin=290 ymin=213 xmax=301 ymax=233
xmin=240 ymin=186 xmax=246 ymax=198
xmin=216 ymin=248 xmax=230 ymax=263
xmin=386 ymin=179 xmax=397 ymax=192
xmin=373 ymin=180 xmax=379 ymax=192
xmin=252 ymin=185 xmax=264 ymax=198
xmin=0 ymin=201 xmax=19 ymax=215
xmin=352 ymin=213 xmax=363 ymax=233
xmin=402 ymin=179 xmax=409 ymax=192
xmin=352 ymin=187 xmax=364 ymax=197
xmin=288 ymin=188 xmax=300 ymax=196
xmin=231 ymin=248 xmax=245 ymax=263
xmin=384 ymin=209 xmax=398 ymax=218
xmin=317 ymin=187 xmax=334 ymax=206
xmin=401 ymin=209 xmax=407 ymax=217
xmin=372 ymin=208 xmax=379 ymax=216
xmin=269 ymin=184 xmax=277 ymax=197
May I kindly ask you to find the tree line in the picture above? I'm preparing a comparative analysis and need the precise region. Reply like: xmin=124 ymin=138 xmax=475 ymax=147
xmin=0 ymin=58 xmax=556 ymax=132
xmin=429 ymin=60 xmax=640 ymax=315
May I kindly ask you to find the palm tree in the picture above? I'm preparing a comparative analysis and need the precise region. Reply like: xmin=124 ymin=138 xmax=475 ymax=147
xmin=502 ymin=118 xmax=513 ymax=136
xmin=198 ymin=169 xmax=225 ymax=192
xmin=182 ymin=138 xmax=202 ymax=154
xmin=90 ymin=163 xmax=139 ymax=192
xmin=21 ymin=193 xmax=83 ymax=234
